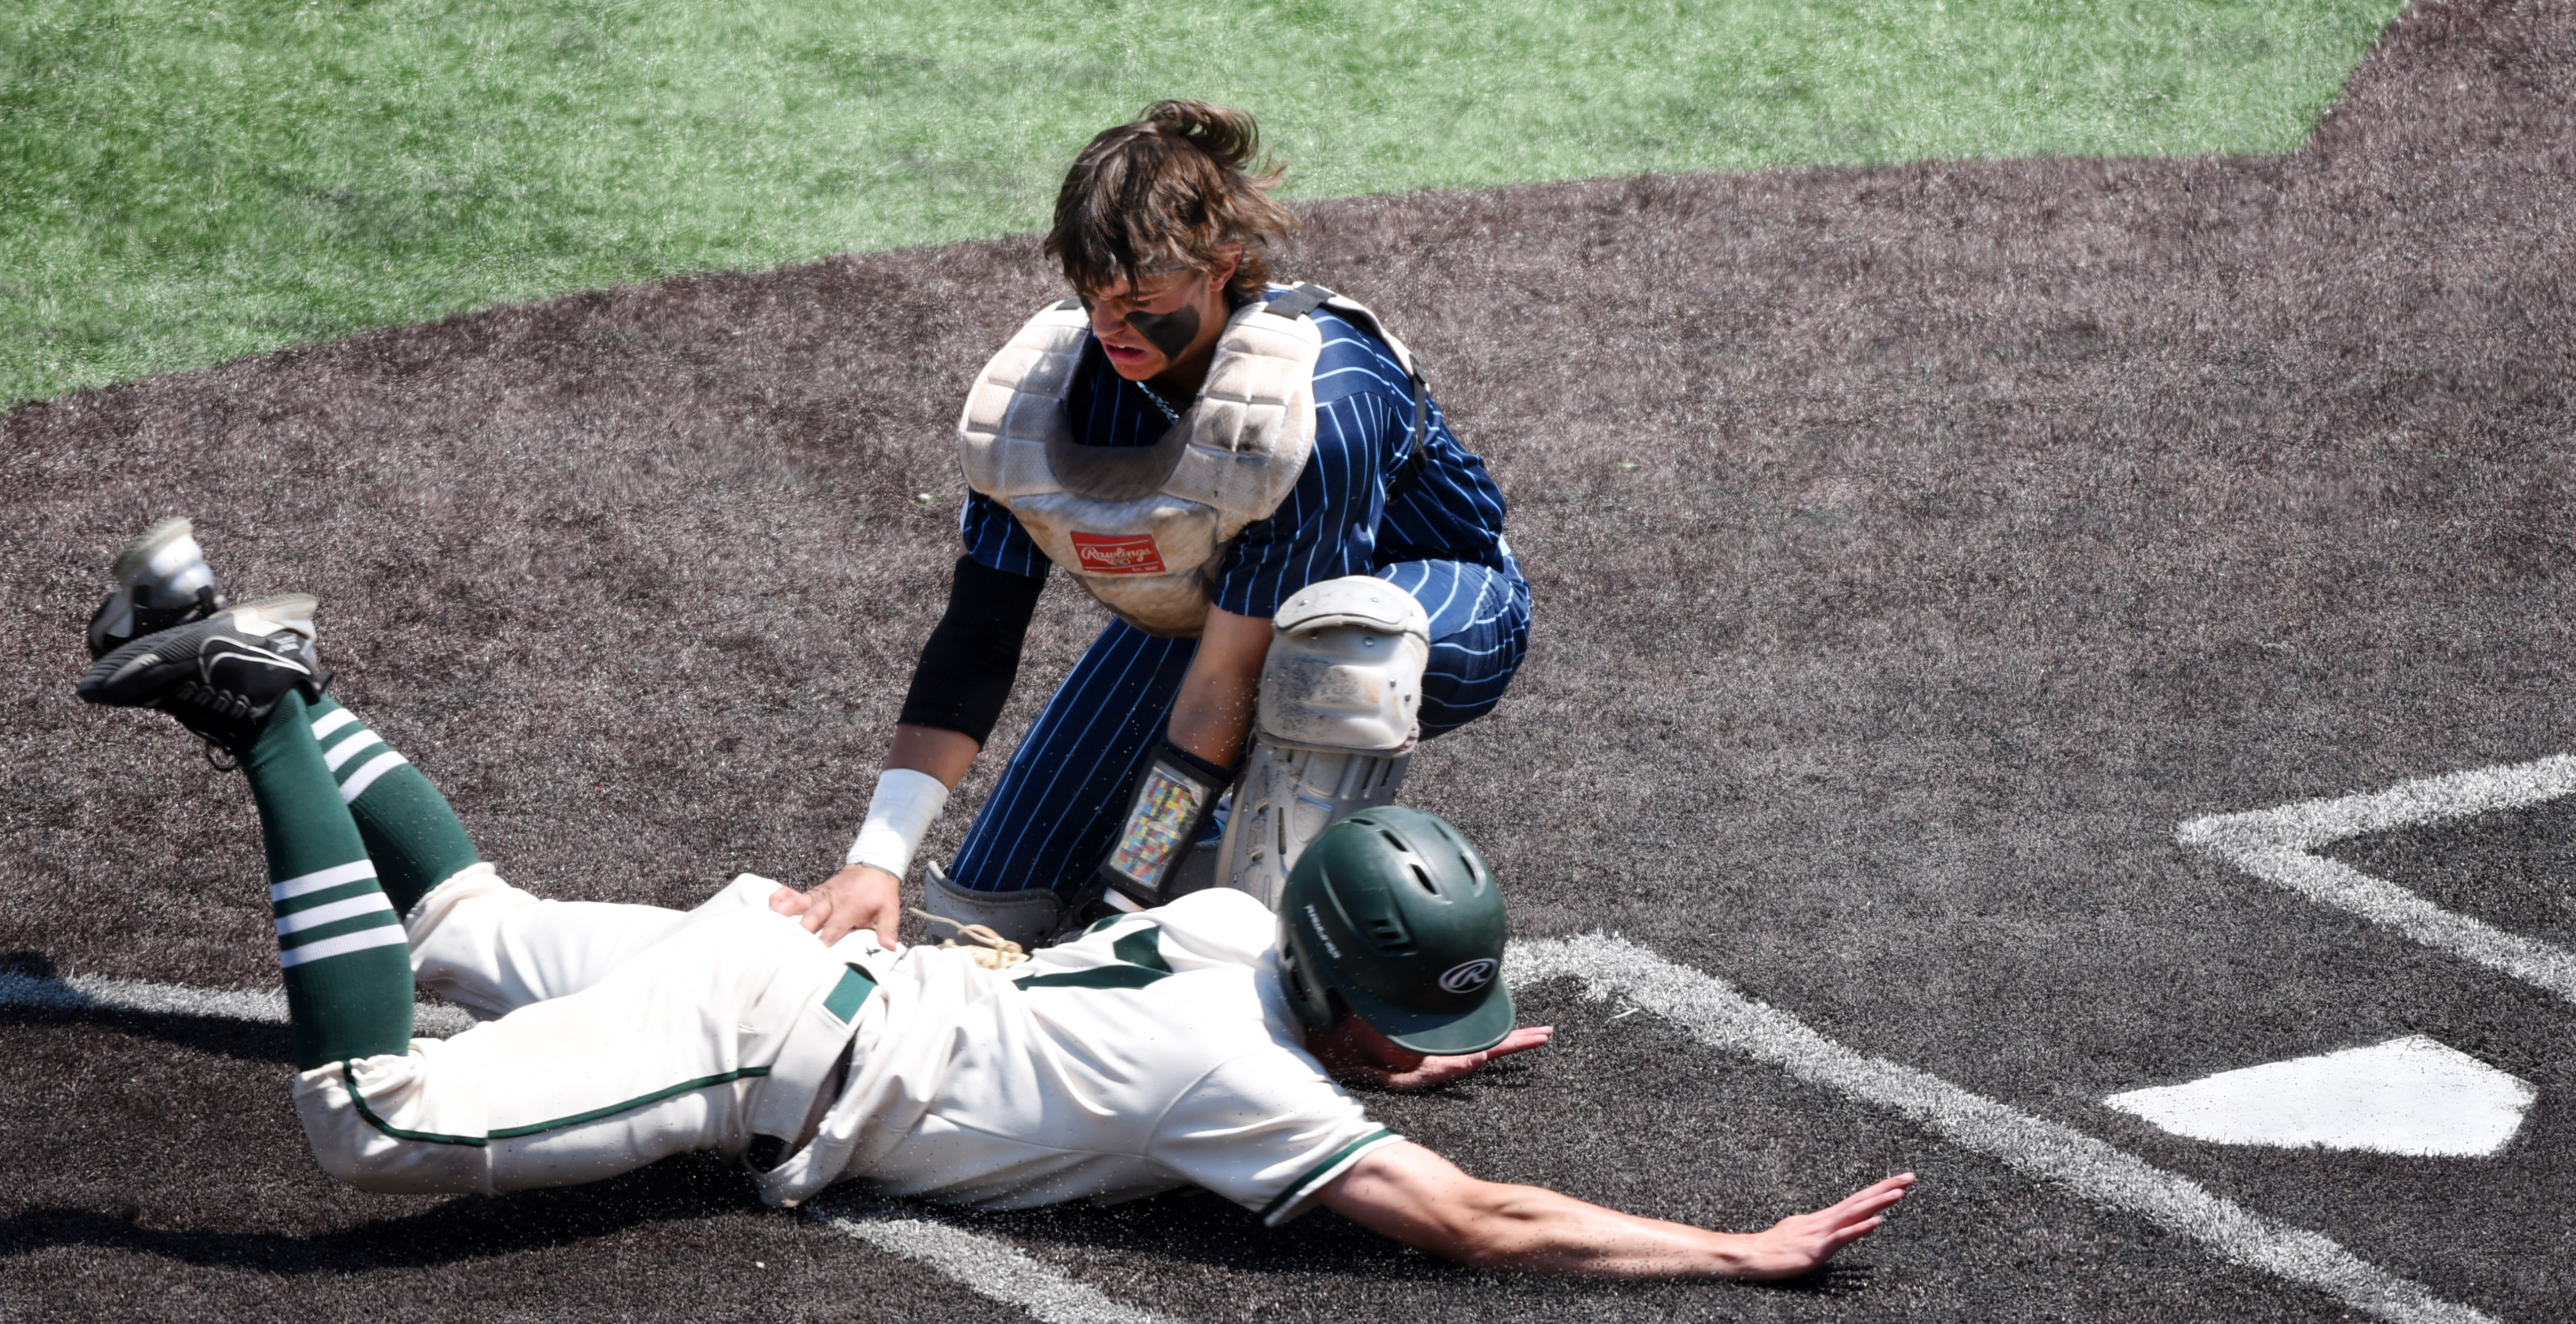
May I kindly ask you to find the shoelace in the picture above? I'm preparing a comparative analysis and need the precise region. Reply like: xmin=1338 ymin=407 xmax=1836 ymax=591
xmin=909 ymin=908 xmax=1029 ymax=969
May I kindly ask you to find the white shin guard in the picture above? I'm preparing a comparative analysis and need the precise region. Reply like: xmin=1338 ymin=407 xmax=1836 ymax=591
xmin=1214 ymin=746 xmax=1411 ymax=909
xmin=1215 ymin=577 xmax=1429 ymax=909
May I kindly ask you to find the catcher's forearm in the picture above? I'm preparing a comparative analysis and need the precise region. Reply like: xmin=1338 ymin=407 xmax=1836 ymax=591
xmin=885 ymin=723 xmax=980 ymax=788
xmin=897 ymin=554 xmax=1043 ymax=745
xmin=1161 ymin=603 xmax=1270 ymax=768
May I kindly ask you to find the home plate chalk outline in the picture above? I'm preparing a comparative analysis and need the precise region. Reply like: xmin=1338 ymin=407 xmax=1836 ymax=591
xmin=2179 ymin=753 xmax=2576 ymax=1005
xmin=5 ymin=949 xmax=2495 ymax=1324
xmin=1513 ymin=936 xmax=2493 ymax=1324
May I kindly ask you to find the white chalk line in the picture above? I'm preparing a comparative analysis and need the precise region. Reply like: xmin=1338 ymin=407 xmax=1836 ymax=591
xmin=806 ymin=1199 xmax=1180 ymax=1324
xmin=9 ymin=950 xmax=2496 ymax=1323
xmin=1510 ymin=935 xmax=2496 ymax=1324
xmin=0 ymin=968 xmax=477 ymax=1036
xmin=0 ymin=967 xmax=1174 ymax=1323
xmin=2179 ymin=754 xmax=2576 ymax=1005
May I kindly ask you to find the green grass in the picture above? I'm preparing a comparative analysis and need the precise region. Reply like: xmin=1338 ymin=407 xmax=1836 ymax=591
xmin=3 ymin=0 xmax=2403 ymax=406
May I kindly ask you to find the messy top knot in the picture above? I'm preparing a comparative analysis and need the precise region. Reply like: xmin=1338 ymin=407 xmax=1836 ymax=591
xmin=1045 ymin=100 xmax=1299 ymax=303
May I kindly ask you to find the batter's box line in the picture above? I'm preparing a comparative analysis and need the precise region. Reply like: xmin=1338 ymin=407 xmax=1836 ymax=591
xmin=2178 ymin=753 xmax=2576 ymax=1005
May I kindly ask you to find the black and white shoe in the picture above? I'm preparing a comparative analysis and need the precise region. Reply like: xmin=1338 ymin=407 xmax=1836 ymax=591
xmin=85 ymin=518 xmax=228 ymax=660
xmin=77 ymin=595 xmax=328 ymax=757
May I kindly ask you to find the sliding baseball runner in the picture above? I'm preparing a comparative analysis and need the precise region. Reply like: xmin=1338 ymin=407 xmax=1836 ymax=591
xmin=71 ymin=522 xmax=1910 ymax=1279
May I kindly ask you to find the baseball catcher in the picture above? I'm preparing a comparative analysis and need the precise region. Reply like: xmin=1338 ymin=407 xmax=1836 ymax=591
xmin=801 ymin=100 xmax=1535 ymax=950
xmin=72 ymin=523 xmax=1910 ymax=1279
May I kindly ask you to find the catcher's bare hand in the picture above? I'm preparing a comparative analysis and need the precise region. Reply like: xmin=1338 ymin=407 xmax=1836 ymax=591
xmin=1728 ymin=1173 xmax=1915 ymax=1280
xmin=770 ymin=864 xmax=903 ymax=948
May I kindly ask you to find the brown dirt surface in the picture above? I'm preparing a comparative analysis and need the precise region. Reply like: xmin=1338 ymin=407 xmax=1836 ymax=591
xmin=5 ymin=0 xmax=2571 ymax=1319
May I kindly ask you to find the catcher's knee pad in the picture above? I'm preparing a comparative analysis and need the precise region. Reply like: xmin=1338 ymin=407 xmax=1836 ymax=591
xmin=1216 ymin=577 xmax=1429 ymax=910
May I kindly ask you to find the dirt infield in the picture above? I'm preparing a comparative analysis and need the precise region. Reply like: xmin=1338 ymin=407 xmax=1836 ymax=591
xmin=5 ymin=0 xmax=2571 ymax=1319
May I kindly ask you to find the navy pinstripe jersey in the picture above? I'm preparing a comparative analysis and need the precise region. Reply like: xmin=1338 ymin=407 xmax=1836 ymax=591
xmin=958 ymin=287 xmax=1511 ymax=618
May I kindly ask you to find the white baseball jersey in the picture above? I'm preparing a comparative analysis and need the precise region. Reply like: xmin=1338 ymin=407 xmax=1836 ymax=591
xmin=768 ymin=888 xmax=1400 ymax=1225
xmin=301 ymin=869 xmax=1396 ymax=1225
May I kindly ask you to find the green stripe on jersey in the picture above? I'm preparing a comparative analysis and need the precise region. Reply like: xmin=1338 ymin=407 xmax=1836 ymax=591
xmin=1013 ymin=924 xmax=1175 ymax=991
xmin=1111 ymin=927 xmax=1171 ymax=973
xmin=1259 ymin=1127 xmax=1396 ymax=1223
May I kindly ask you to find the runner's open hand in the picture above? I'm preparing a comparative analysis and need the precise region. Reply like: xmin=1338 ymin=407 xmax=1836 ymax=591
xmin=1727 ymin=1174 xmax=1916 ymax=1280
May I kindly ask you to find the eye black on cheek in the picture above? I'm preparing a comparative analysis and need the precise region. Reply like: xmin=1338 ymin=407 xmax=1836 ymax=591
xmin=1124 ymin=303 xmax=1202 ymax=361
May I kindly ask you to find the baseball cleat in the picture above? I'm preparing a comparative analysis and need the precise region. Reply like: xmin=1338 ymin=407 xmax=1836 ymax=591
xmin=77 ymin=595 xmax=327 ymax=755
xmin=85 ymin=517 xmax=228 ymax=660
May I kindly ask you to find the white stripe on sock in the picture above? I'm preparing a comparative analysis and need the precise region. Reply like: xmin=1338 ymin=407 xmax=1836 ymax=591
xmin=274 ymin=893 xmax=396 ymax=936
xmin=339 ymin=751 xmax=409 ymax=803
xmin=322 ymin=731 xmax=385 ymax=772
xmin=309 ymin=708 xmax=359 ymax=739
xmin=276 ymin=923 xmax=409 ymax=967
xmin=270 ymin=859 xmax=380 ymax=904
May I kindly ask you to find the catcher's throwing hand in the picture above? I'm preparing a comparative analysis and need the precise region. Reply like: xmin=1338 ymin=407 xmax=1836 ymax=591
xmin=770 ymin=864 xmax=903 ymax=948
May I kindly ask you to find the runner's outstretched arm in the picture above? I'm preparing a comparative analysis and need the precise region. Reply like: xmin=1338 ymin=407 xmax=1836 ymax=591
xmin=1319 ymin=1142 xmax=1912 ymax=1279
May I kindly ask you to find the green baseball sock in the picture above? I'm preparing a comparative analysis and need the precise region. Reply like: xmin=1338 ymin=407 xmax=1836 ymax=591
xmin=302 ymin=695 xmax=480 ymax=916
xmin=243 ymin=690 xmax=417 ymax=1070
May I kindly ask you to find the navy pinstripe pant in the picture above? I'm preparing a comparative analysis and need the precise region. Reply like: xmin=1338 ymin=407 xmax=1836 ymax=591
xmin=947 ymin=559 xmax=1532 ymax=898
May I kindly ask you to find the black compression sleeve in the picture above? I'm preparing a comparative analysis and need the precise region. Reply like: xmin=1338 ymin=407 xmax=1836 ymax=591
xmin=897 ymin=556 xmax=1047 ymax=745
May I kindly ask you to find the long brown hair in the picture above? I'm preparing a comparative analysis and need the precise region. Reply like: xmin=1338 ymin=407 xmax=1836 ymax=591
xmin=1044 ymin=100 xmax=1298 ymax=302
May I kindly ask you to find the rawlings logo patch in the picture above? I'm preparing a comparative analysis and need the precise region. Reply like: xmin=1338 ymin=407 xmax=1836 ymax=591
xmin=1438 ymin=959 xmax=1497 ymax=994
xmin=1070 ymin=532 xmax=1166 ymax=575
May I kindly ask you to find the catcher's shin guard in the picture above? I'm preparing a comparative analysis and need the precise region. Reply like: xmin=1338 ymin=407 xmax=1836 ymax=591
xmin=87 ymin=517 xmax=227 ymax=659
xmin=1216 ymin=577 xmax=1429 ymax=909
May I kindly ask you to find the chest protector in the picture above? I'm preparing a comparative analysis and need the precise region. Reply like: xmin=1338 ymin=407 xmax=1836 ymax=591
xmin=958 ymin=283 xmax=1425 ymax=638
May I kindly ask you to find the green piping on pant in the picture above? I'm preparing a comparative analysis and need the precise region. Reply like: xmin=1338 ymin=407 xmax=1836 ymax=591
xmin=341 ymin=1060 xmax=773 ymax=1147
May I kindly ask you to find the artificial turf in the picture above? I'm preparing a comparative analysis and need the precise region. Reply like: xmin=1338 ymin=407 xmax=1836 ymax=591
xmin=4 ymin=0 xmax=2572 ymax=1316
xmin=4 ymin=0 xmax=2403 ymax=407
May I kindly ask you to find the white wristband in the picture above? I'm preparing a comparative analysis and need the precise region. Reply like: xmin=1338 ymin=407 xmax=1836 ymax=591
xmin=847 ymin=768 xmax=950 ymax=877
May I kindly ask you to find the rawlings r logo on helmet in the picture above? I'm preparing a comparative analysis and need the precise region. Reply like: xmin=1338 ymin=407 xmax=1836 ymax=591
xmin=1437 ymin=959 xmax=1497 ymax=994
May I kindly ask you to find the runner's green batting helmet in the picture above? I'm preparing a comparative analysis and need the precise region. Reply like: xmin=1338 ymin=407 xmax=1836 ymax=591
xmin=1277 ymin=807 xmax=1513 ymax=1055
